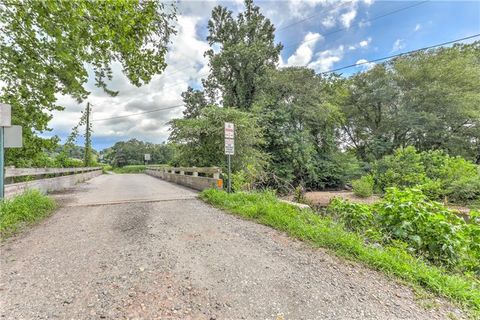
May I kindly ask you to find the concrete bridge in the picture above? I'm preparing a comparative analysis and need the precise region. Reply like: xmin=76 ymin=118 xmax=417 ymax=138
xmin=0 ymin=169 xmax=463 ymax=319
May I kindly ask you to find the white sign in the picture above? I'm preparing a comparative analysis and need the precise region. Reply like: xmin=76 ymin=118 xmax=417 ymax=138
xmin=224 ymin=122 xmax=234 ymax=139
xmin=225 ymin=138 xmax=235 ymax=155
xmin=224 ymin=122 xmax=234 ymax=155
xmin=4 ymin=125 xmax=22 ymax=148
xmin=144 ymin=153 xmax=151 ymax=161
xmin=0 ymin=103 xmax=12 ymax=127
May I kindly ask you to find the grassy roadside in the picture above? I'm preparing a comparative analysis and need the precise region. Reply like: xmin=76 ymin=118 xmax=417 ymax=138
xmin=0 ymin=190 xmax=56 ymax=239
xmin=111 ymin=165 xmax=146 ymax=174
xmin=200 ymin=189 xmax=480 ymax=316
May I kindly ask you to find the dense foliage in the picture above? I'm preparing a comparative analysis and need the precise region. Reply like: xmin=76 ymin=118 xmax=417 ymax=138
xmin=371 ymin=146 xmax=480 ymax=204
xmin=1 ymin=0 xmax=176 ymax=165
xmin=170 ymin=106 xmax=265 ymax=171
xmin=342 ymin=44 xmax=480 ymax=163
xmin=201 ymin=189 xmax=480 ymax=313
xmin=352 ymin=175 xmax=374 ymax=198
xmin=100 ymin=139 xmax=175 ymax=167
xmin=328 ymin=188 xmax=480 ymax=277
xmin=171 ymin=1 xmax=479 ymax=193
xmin=0 ymin=190 xmax=56 ymax=239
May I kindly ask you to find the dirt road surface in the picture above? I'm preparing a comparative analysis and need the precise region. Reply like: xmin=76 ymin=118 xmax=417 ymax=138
xmin=0 ymin=174 xmax=465 ymax=319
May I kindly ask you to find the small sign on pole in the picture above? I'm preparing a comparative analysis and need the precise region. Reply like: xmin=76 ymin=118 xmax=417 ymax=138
xmin=0 ymin=103 xmax=12 ymax=127
xmin=144 ymin=154 xmax=151 ymax=161
xmin=1 ymin=103 xmax=14 ymax=200
xmin=224 ymin=122 xmax=235 ymax=193
xmin=4 ymin=125 xmax=22 ymax=148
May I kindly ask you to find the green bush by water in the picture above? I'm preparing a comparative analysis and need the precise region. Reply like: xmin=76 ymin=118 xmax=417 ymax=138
xmin=328 ymin=188 xmax=480 ymax=276
xmin=371 ymin=146 xmax=480 ymax=205
xmin=200 ymin=188 xmax=480 ymax=314
xmin=0 ymin=190 xmax=56 ymax=238
xmin=352 ymin=175 xmax=374 ymax=198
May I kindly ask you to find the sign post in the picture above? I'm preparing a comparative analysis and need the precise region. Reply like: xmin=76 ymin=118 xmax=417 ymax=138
xmin=224 ymin=122 xmax=234 ymax=193
xmin=144 ymin=153 xmax=151 ymax=165
xmin=0 ymin=103 xmax=12 ymax=200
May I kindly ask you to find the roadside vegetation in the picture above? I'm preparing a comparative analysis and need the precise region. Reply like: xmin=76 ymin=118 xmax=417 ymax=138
xmin=0 ymin=190 xmax=56 ymax=239
xmin=201 ymin=189 xmax=480 ymax=315
xmin=111 ymin=165 xmax=147 ymax=174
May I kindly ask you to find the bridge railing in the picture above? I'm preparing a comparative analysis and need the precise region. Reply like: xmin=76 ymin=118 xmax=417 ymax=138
xmin=145 ymin=166 xmax=223 ymax=191
xmin=5 ymin=167 xmax=102 ymax=198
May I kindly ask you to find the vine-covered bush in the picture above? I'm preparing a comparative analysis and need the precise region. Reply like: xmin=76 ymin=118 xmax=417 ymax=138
xmin=327 ymin=188 xmax=480 ymax=275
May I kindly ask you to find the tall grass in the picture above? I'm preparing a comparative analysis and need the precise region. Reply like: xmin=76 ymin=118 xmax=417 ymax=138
xmin=200 ymin=189 xmax=480 ymax=315
xmin=0 ymin=190 xmax=56 ymax=239
xmin=112 ymin=165 xmax=146 ymax=174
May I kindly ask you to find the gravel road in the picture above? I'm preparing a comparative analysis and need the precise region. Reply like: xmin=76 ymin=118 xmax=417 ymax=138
xmin=0 ymin=174 xmax=465 ymax=319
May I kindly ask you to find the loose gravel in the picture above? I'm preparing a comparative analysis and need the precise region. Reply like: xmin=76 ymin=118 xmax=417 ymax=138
xmin=0 ymin=174 xmax=466 ymax=319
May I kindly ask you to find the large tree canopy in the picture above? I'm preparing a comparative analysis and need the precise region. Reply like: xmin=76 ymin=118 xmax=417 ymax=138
xmin=0 ymin=0 xmax=176 ymax=165
xmin=342 ymin=43 xmax=480 ymax=162
xmin=203 ymin=0 xmax=282 ymax=111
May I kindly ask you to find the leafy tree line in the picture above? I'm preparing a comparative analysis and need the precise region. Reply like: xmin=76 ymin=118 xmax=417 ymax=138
xmin=170 ymin=0 xmax=480 ymax=193
xmin=1 ymin=0 xmax=176 ymax=166
xmin=100 ymin=139 xmax=175 ymax=167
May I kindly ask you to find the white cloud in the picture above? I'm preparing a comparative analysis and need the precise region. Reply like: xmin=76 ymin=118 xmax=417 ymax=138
xmin=340 ymin=9 xmax=357 ymax=28
xmin=48 ymin=15 xmax=210 ymax=147
xmin=359 ymin=37 xmax=372 ymax=47
xmin=286 ymin=32 xmax=323 ymax=66
xmin=308 ymin=45 xmax=344 ymax=73
xmin=322 ymin=16 xmax=336 ymax=28
xmin=391 ymin=39 xmax=405 ymax=52
xmin=355 ymin=59 xmax=376 ymax=70
xmin=414 ymin=23 xmax=422 ymax=32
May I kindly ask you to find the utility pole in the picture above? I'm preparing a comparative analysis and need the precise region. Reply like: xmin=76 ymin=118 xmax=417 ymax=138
xmin=84 ymin=102 xmax=91 ymax=167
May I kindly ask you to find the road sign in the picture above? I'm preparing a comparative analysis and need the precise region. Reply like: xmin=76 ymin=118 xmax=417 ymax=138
xmin=4 ymin=125 xmax=22 ymax=148
xmin=224 ymin=122 xmax=234 ymax=139
xmin=144 ymin=153 xmax=151 ymax=161
xmin=0 ymin=103 xmax=11 ymax=127
xmin=224 ymin=122 xmax=235 ymax=193
xmin=225 ymin=138 xmax=234 ymax=155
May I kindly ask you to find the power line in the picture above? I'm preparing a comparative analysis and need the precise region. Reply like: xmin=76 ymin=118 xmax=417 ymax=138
xmin=321 ymin=33 xmax=480 ymax=74
xmin=161 ymin=0 xmax=355 ymax=79
xmin=91 ymin=105 xmax=184 ymax=122
xmin=90 ymin=33 xmax=479 ymax=123
xmin=282 ymin=0 xmax=430 ymax=51
xmin=277 ymin=1 xmax=354 ymax=31
xmin=153 ymin=0 xmax=430 ymax=91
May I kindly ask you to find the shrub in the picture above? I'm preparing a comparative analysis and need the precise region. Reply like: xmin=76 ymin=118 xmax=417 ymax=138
xmin=352 ymin=175 xmax=374 ymax=198
xmin=327 ymin=197 xmax=374 ymax=233
xmin=447 ymin=177 xmax=480 ymax=204
xmin=201 ymin=189 xmax=480 ymax=313
xmin=372 ymin=146 xmax=480 ymax=204
xmin=0 ymin=190 xmax=56 ymax=238
xmin=375 ymin=188 xmax=469 ymax=267
xmin=328 ymin=187 xmax=479 ymax=273
xmin=373 ymin=146 xmax=426 ymax=191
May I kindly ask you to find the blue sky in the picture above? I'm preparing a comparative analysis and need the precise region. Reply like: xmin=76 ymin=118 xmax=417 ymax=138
xmin=46 ymin=0 xmax=480 ymax=151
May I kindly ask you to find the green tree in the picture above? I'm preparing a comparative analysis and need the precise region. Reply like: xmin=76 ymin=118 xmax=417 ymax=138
xmin=181 ymin=87 xmax=208 ymax=119
xmin=169 ymin=105 xmax=265 ymax=172
xmin=100 ymin=139 xmax=174 ymax=167
xmin=203 ymin=0 xmax=282 ymax=110
xmin=254 ymin=67 xmax=357 ymax=189
xmin=1 ymin=0 xmax=176 ymax=165
xmin=342 ymin=42 xmax=480 ymax=162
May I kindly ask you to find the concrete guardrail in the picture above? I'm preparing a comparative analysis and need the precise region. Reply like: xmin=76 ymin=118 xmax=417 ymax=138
xmin=145 ymin=166 xmax=223 ymax=191
xmin=5 ymin=167 xmax=102 ymax=198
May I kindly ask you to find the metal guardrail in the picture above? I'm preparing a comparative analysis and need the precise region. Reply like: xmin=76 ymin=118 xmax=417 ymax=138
xmin=5 ymin=167 xmax=102 ymax=179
